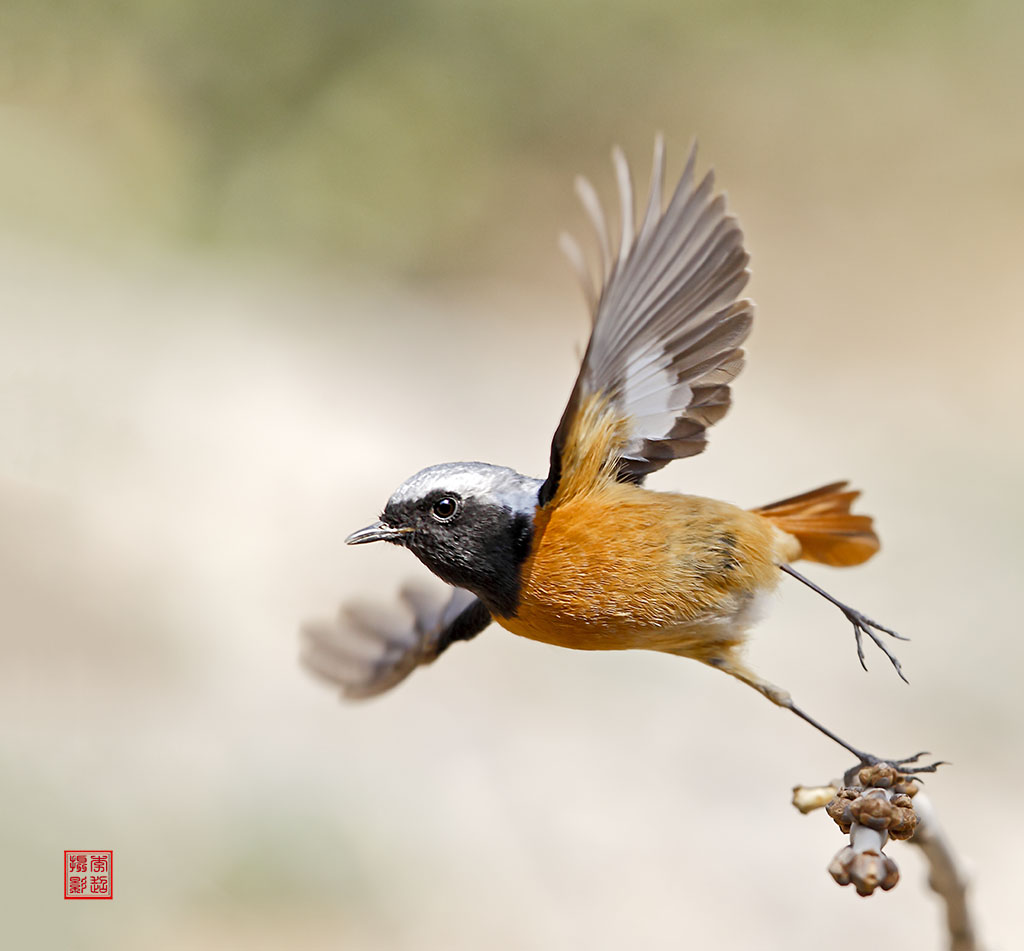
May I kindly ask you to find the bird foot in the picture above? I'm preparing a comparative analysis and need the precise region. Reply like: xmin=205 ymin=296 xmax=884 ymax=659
xmin=842 ymin=606 xmax=909 ymax=683
xmin=843 ymin=751 xmax=948 ymax=786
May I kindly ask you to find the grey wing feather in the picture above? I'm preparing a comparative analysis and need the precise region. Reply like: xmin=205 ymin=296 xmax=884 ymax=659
xmin=301 ymin=583 xmax=481 ymax=700
xmin=550 ymin=135 xmax=753 ymax=487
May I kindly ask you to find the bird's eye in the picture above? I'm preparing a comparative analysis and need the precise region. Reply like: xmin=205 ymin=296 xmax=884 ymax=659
xmin=431 ymin=496 xmax=460 ymax=521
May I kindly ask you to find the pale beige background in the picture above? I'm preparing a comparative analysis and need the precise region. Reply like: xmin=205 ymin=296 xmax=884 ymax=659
xmin=2 ymin=3 xmax=1022 ymax=949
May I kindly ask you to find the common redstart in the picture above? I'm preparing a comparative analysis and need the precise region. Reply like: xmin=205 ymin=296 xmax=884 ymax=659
xmin=303 ymin=136 xmax=939 ymax=775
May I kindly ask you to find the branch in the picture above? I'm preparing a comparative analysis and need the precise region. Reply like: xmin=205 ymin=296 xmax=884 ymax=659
xmin=910 ymin=792 xmax=981 ymax=951
xmin=793 ymin=766 xmax=983 ymax=951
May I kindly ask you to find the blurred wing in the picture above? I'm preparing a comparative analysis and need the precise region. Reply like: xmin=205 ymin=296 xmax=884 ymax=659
xmin=301 ymin=583 xmax=488 ymax=700
xmin=539 ymin=137 xmax=753 ymax=504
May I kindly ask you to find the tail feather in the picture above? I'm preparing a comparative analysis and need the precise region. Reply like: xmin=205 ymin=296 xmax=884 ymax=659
xmin=753 ymin=481 xmax=880 ymax=567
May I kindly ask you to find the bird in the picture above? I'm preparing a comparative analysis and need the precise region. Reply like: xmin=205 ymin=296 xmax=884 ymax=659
xmin=302 ymin=135 xmax=939 ymax=775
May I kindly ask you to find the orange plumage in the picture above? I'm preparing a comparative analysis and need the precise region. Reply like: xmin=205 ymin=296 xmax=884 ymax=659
xmin=753 ymin=482 xmax=879 ymax=567
xmin=496 ymin=396 xmax=873 ymax=671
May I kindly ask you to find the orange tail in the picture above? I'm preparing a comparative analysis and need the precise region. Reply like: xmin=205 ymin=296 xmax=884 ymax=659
xmin=752 ymin=481 xmax=880 ymax=567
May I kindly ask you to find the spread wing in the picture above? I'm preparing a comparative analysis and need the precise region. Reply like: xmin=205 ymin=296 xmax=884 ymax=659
xmin=301 ymin=583 xmax=490 ymax=699
xmin=539 ymin=137 xmax=753 ymax=505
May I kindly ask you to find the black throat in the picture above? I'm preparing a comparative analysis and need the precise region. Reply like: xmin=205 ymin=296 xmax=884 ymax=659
xmin=399 ymin=498 xmax=537 ymax=619
xmin=481 ymin=509 xmax=534 ymax=617
xmin=441 ymin=505 xmax=534 ymax=618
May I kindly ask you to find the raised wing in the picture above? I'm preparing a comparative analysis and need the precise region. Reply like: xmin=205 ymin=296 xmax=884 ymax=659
xmin=539 ymin=137 xmax=753 ymax=505
xmin=301 ymin=583 xmax=490 ymax=699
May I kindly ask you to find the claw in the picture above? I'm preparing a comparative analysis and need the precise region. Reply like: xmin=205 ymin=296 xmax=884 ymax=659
xmin=843 ymin=752 xmax=949 ymax=786
xmin=779 ymin=566 xmax=911 ymax=683
xmin=894 ymin=751 xmax=929 ymax=764
xmin=843 ymin=607 xmax=909 ymax=683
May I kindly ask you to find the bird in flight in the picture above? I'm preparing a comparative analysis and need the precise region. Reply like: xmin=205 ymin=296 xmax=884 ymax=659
xmin=303 ymin=136 xmax=939 ymax=775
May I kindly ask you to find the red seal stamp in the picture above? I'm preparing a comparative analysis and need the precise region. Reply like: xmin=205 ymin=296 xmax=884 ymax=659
xmin=64 ymin=851 xmax=113 ymax=900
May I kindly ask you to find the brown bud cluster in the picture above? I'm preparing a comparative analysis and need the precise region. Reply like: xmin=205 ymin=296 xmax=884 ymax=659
xmin=855 ymin=763 xmax=921 ymax=794
xmin=828 ymin=845 xmax=900 ymax=897
xmin=829 ymin=788 xmax=918 ymax=838
xmin=825 ymin=787 xmax=859 ymax=834
xmin=884 ymin=794 xmax=918 ymax=840
xmin=822 ymin=762 xmax=922 ymax=896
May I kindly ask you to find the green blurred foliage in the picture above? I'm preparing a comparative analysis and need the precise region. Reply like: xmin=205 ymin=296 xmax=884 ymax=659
xmin=0 ymin=0 xmax=1020 ymax=276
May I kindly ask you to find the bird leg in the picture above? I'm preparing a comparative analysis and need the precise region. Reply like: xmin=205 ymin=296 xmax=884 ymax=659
xmin=709 ymin=654 xmax=945 ymax=782
xmin=779 ymin=564 xmax=909 ymax=682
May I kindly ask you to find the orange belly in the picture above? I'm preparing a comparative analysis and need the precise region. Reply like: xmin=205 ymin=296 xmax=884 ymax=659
xmin=494 ymin=483 xmax=787 ymax=657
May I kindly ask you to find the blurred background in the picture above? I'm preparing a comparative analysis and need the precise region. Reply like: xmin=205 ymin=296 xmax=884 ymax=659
xmin=2 ymin=1 xmax=1022 ymax=948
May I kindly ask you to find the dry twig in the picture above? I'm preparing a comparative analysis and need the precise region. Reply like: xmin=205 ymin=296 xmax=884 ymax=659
xmin=793 ymin=765 xmax=982 ymax=951
xmin=910 ymin=792 xmax=981 ymax=951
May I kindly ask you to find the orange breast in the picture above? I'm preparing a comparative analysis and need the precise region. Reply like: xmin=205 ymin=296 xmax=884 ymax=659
xmin=495 ymin=483 xmax=784 ymax=655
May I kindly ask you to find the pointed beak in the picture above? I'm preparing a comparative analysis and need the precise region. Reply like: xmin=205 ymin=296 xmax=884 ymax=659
xmin=345 ymin=520 xmax=408 ymax=546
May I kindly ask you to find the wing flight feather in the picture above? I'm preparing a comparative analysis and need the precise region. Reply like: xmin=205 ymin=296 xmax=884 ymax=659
xmin=540 ymin=137 xmax=753 ymax=504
